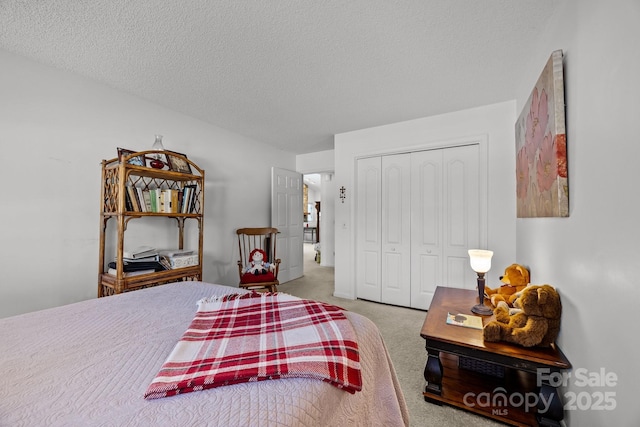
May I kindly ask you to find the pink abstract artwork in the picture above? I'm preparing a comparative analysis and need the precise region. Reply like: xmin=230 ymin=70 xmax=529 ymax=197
xmin=515 ymin=50 xmax=568 ymax=217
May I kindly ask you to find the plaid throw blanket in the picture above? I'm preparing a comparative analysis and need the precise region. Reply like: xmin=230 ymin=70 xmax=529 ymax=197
xmin=144 ymin=292 xmax=362 ymax=399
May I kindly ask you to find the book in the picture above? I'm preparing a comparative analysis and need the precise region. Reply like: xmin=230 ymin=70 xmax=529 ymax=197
xmin=446 ymin=312 xmax=484 ymax=330
xmin=170 ymin=189 xmax=179 ymax=213
xmin=123 ymin=245 xmax=157 ymax=259
xmin=181 ymin=186 xmax=191 ymax=213
xmin=123 ymin=254 xmax=160 ymax=262
xmin=107 ymin=268 xmax=155 ymax=277
xmin=135 ymin=187 xmax=146 ymax=212
xmin=159 ymin=256 xmax=172 ymax=271
xmin=182 ymin=184 xmax=197 ymax=213
xmin=126 ymin=185 xmax=140 ymax=211
xmin=159 ymin=249 xmax=194 ymax=257
xmin=108 ymin=261 xmax=165 ymax=272
xmin=153 ymin=189 xmax=162 ymax=213
xmin=163 ymin=189 xmax=172 ymax=213
xmin=124 ymin=188 xmax=134 ymax=211
xmin=142 ymin=190 xmax=152 ymax=212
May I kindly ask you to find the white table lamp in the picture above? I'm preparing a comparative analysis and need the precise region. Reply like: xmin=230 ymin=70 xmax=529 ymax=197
xmin=468 ymin=249 xmax=494 ymax=316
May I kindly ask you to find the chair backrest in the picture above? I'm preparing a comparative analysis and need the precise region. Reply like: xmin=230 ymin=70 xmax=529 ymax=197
xmin=237 ymin=227 xmax=279 ymax=271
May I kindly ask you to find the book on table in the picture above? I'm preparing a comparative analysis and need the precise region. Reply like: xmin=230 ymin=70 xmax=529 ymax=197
xmin=446 ymin=312 xmax=484 ymax=330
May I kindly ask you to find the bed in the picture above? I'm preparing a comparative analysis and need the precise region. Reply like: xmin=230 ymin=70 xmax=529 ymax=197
xmin=1 ymin=281 xmax=409 ymax=426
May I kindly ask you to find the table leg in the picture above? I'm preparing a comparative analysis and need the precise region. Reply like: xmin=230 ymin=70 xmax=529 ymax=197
xmin=536 ymin=383 xmax=564 ymax=427
xmin=423 ymin=349 xmax=443 ymax=398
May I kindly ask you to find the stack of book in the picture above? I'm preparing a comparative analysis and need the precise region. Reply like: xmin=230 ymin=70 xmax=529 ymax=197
xmin=107 ymin=246 xmax=167 ymax=276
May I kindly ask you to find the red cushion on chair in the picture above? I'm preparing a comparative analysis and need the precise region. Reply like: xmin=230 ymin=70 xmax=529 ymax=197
xmin=241 ymin=272 xmax=276 ymax=284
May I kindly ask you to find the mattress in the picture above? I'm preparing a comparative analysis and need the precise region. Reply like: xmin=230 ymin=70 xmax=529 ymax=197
xmin=0 ymin=281 xmax=409 ymax=426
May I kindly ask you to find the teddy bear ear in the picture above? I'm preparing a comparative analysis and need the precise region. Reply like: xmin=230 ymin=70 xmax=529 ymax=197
xmin=537 ymin=287 xmax=548 ymax=304
xmin=517 ymin=265 xmax=530 ymax=282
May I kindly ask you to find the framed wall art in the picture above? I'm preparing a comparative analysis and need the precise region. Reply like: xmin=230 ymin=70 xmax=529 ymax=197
xmin=515 ymin=50 xmax=568 ymax=218
xmin=117 ymin=148 xmax=145 ymax=166
xmin=166 ymin=151 xmax=192 ymax=174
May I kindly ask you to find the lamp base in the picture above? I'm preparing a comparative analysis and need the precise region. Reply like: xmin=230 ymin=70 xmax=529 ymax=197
xmin=471 ymin=304 xmax=494 ymax=316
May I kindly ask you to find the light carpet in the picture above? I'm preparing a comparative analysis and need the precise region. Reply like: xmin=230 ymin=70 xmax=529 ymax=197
xmin=277 ymin=244 xmax=501 ymax=427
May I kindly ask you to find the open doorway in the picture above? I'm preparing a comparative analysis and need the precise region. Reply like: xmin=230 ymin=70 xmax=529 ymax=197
xmin=303 ymin=174 xmax=321 ymax=264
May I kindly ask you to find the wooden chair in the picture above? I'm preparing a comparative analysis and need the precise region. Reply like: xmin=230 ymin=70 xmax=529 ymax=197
xmin=236 ymin=227 xmax=280 ymax=292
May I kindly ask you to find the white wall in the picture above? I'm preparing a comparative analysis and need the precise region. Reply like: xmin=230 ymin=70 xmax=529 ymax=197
xmin=333 ymin=101 xmax=517 ymax=299
xmin=0 ymin=49 xmax=295 ymax=318
xmin=296 ymin=149 xmax=334 ymax=174
xmin=515 ymin=0 xmax=639 ymax=425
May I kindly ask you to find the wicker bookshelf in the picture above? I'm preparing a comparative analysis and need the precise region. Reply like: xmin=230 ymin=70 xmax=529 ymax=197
xmin=98 ymin=150 xmax=204 ymax=297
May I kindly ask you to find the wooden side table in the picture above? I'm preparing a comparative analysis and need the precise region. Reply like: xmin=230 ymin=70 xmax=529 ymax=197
xmin=420 ymin=286 xmax=571 ymax=427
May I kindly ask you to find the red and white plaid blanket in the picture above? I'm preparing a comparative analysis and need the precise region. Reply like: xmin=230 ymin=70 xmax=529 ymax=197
xmin=144 ymin=292 xmax=362 ymax=399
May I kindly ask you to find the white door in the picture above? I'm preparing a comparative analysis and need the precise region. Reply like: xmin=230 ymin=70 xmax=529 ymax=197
xmin=410 ymin=149 xmax=442 ymax=309
xmin=381 ymin=154 xmax=411 ymax=306
xmin=356 ymin=154 xmax=411 ymax=305
xmin=442 ymin=145 xmax=481 ymax=291
xmin=410 ymin=145 xmax=481 ymax=309
xmin=271 ymin=167 xmax=303 ymax=283
xmin=355 ymin=157 xmax=382 ymax=302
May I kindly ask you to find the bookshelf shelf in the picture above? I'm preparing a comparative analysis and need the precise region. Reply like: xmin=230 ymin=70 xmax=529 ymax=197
xmin=98 ymin=150 xmax=205 ymax=297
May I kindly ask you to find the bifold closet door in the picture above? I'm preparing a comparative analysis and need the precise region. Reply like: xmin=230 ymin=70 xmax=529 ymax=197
xmin=380 ymin=154 xmax=411 ymax=306
xmin=356 ymin=145 xmax=481 ymax=309
xmin=356 ymin=154 xmax=411 ymax=305
xmin=410 ymin=145 xmax=480 ymax=309
xmin=356 ymin=157 xmax=382 ymax=302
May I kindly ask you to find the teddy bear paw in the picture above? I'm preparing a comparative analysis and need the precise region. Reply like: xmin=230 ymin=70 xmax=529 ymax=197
xmin=483 ymin=322 xmax=502 ymax=342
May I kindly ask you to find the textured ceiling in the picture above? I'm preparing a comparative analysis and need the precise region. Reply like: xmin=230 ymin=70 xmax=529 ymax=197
xmin=0 ymin=0 xmax=558 ymax=154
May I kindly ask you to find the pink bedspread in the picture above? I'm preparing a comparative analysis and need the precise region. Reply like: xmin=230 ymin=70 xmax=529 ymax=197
xmin=145 ymin=292 xmax=362 ymax=398
xmin=1 ymin=282 xmax=409 ymax=426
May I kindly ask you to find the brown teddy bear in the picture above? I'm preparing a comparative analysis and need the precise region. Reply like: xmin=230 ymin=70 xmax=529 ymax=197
xmin=484 ymin=263 xmax=530 ymax=307
xmin=483 ymin=284 xmax=562 ymax=347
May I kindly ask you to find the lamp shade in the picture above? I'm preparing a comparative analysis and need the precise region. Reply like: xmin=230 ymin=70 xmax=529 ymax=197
xmin=468 ymin=249 xmax=493 ymax=273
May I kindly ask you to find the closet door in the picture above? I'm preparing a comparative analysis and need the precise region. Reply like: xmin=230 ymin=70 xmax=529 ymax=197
xmin=443 ymin=145 xmax=480 ymax=292
xmin=410 ymin=149 xmax=442 ymax=309
xmin=410 ymin=144 xmax=480 ymax=309
xmin=381 ymin=154 xmax=411 ymax=306
xmin=356 ymin=157 xmax=382 ymax=302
